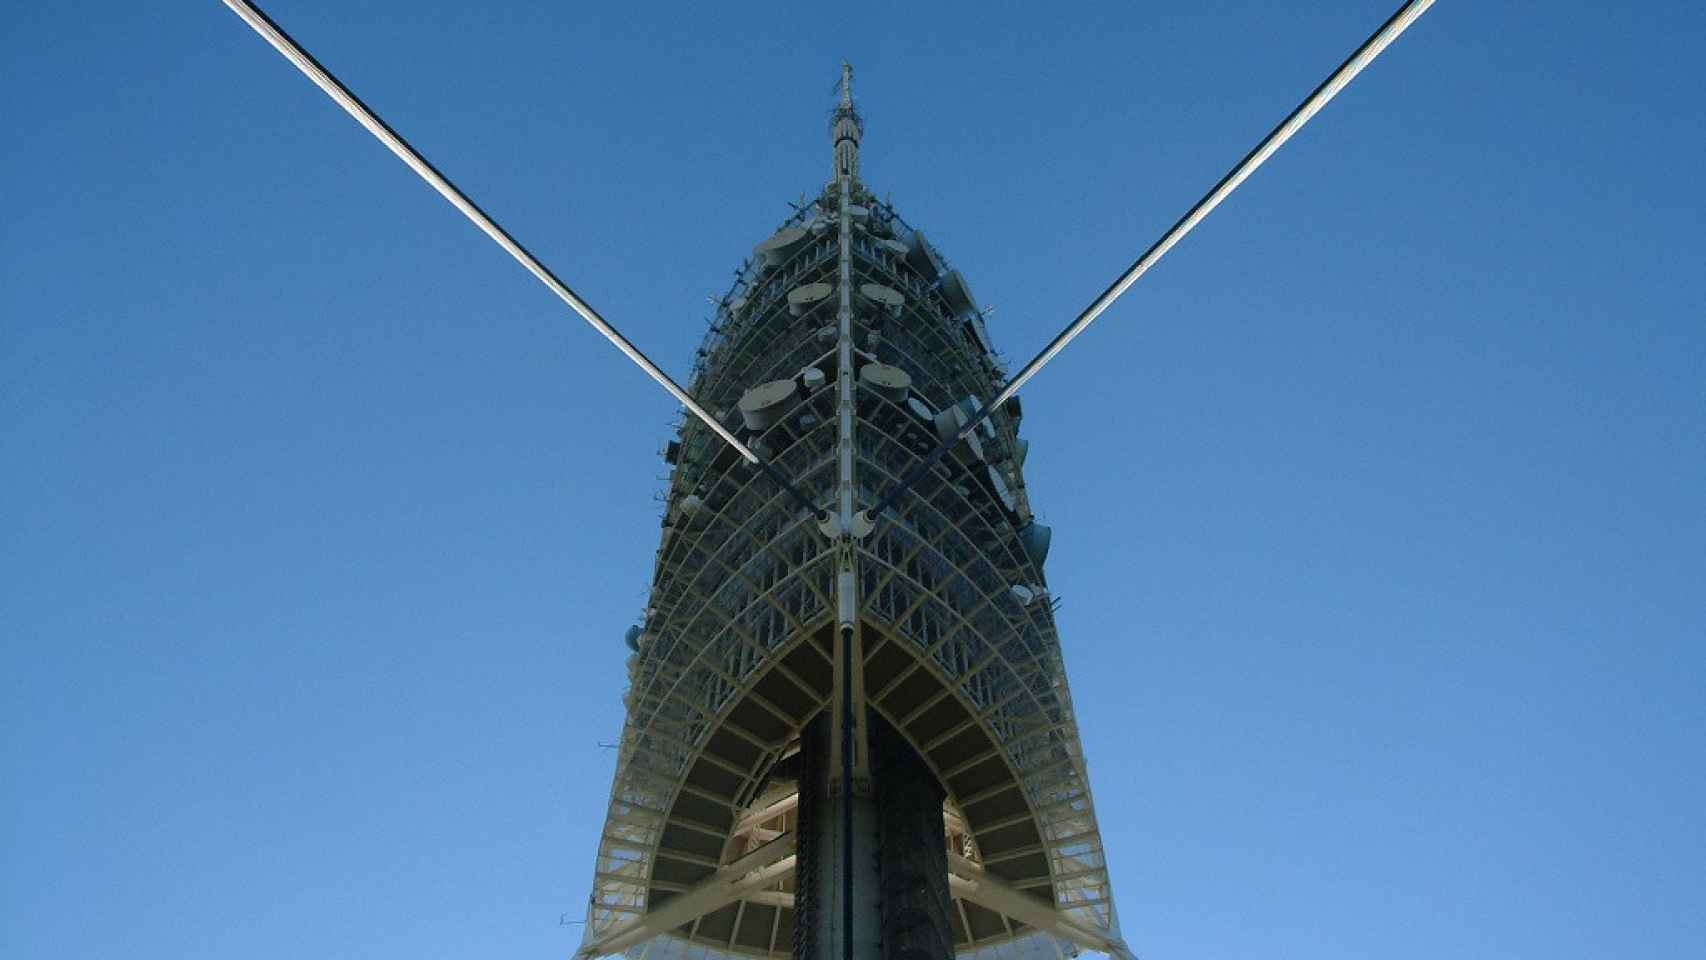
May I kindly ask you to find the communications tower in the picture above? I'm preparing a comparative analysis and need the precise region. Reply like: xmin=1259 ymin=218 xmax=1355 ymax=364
xmin=577 ymin=67 xmax=1128 ymax=960
xmin=218 ymin=2 xmax=1434 ymax=957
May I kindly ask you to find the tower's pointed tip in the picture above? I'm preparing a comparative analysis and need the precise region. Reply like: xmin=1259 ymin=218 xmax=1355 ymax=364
xmin=830 ymin=62 xmax=863 ymax=181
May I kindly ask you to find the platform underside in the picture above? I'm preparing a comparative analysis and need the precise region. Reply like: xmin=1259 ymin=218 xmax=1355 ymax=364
xmin=581 ymin=622 xmax=1122 ymax=960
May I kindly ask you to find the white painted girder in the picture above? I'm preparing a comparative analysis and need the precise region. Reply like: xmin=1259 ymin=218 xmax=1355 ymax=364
xmin=949 ymin=854 xmax=1131 ymax=960
xmin=577 ymin=834 xmax=797 ymax=959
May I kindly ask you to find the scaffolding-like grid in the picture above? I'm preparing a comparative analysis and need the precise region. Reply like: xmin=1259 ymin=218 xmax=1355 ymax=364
xmin=582 ymin=182 xmax=1121 ymax=960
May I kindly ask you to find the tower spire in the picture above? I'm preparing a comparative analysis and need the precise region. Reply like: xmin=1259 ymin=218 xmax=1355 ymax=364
xmin=830 ymin=61 xmax=862 ymax=181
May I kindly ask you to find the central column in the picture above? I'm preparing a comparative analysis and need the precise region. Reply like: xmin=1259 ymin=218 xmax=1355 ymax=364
xmin=796 ymin=705 xmax=956 ymax=960
xmin=794 ymin=713 xmax=880 ymax=960
xmin=796 ymin=64 xmax=955 ymax=960
xmin=796 ymin=62 xmax=882 ymax=960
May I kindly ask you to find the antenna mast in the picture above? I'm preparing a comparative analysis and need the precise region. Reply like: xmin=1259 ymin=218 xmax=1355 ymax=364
xmin=830 ymin=61 xmax=862 ymax=181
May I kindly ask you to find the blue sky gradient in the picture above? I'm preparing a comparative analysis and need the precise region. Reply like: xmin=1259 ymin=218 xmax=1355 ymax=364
xmin=3 ymin=2 xmax=1703 ymax=959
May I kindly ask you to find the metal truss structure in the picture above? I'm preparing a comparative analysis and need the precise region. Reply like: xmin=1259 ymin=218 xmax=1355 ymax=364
xmin=577 ymin=70 xmax=1125 ymax=959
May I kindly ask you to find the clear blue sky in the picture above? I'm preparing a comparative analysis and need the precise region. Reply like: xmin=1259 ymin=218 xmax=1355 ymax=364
xmin=4 ymin=2 xmax=1702 ymax=959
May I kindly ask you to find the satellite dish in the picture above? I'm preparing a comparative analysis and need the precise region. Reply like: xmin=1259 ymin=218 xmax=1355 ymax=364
xmin=933 ymin=405 xmax=985 ymax=462
xmin=987 ymin=464 xmax=1017 ymax=511
xmin=958 ymin=397 xmax=997 ymax=439
xmin=905 ymin=230 xmax=939 ymax=278
xmin=1017 ymin=521 xmax=1052 ymax=567
xmin=940 ymin=270 xmax=978 ymax=319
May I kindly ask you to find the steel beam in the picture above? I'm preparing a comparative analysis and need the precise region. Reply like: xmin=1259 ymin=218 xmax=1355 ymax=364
xmin=577 ymin=834 xmax=797 ymax=959
xmin=947 ymin=853 xmax=1132 ymax=960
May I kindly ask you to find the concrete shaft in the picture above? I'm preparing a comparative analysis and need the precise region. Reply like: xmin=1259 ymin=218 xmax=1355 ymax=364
xmin=794 ymin=715 xmax=881 ymax=959
xmin=873 ymin=717 xmax=955 ymax=960
xmin=794 ymin=713 xmax=954 ymax=960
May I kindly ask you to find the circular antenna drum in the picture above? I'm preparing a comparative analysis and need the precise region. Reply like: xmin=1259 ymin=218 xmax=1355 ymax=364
xmin=859 ymin=282 xmax=905 ymax=317
xmin=738 ymin=379 xmax=799 ymax=430
xmin=859 ymin=362 xmax=911 ymax=404
xmin=753 ymin=226 xmax=808 ymax=267
xmin=787 ymin=282 xmax=834 ymax=316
